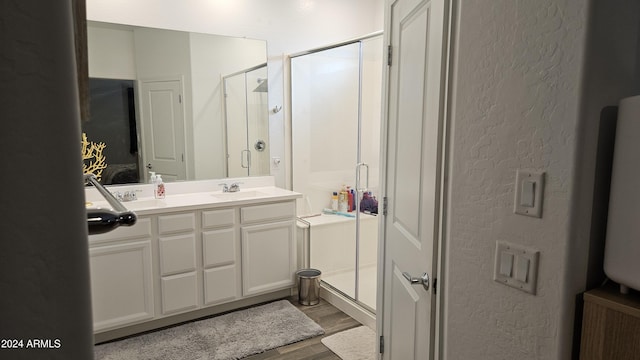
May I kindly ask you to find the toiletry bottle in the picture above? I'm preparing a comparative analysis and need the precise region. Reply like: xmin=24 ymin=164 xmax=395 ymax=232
xmin=339 ymin=189 xmax=348 ymax=212
xmin=350 ymin=188 xmax=356 ymax=211
xmin=149 ymin=171 xmax=157 ymax=184
xmin=155 ymin=174 xmax=165 ymax=199
xmin=331 ymin=192 xmax=339 ymax=211
xmin=346 ymin=186 xmax=354 ymax=212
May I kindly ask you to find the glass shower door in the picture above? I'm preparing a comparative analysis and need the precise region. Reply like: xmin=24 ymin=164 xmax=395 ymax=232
xmin=223 ymin=64 xmax=269 ymax=177
xmin=292 ymin=42 xmax=360 ymax=301
xmin=292 ymin=35 xmax=383 ymax=312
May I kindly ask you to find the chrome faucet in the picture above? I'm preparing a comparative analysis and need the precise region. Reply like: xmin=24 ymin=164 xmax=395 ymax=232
xmin=111 ymin=191 xmax=124 ymax=201
xmin=122 ymin=190 xmax=140 ymax=202
xmin=111 ymin=190 xmax=140 ymax=202
xmin=219 ymin=182 xmax=242 ymax=192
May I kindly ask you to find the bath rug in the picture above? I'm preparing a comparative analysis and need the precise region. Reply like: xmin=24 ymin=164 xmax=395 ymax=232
xmin=321 ymin=325 xmax=376 ymax=360
xmin=95 ymin=300 xmax=324 ymax=360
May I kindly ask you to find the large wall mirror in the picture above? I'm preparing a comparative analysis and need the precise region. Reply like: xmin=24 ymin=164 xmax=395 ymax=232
xmin=84 ymin=21 xmax=269 ymax=185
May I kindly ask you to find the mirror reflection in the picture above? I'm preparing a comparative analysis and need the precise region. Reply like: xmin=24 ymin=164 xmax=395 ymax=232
xmin=84 ymin=21 xmax=269 ymax=185
xmin=223 ymin=64 xmax=270 ymax=177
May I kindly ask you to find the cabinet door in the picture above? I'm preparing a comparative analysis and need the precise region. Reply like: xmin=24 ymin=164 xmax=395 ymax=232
xmin=161 ymin=272 xmax=198 ymax=315
xmin=159 ymin=233 xmax=196 ymax=276
xmin=242 ymin=220 xmax=296 ymax=296
xmin=90 ymin=240 xmax=154 ymax=332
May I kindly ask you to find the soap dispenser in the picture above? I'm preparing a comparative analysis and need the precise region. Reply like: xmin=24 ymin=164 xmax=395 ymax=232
xmin=154 ymin=174 xmax=165 ymax=199
xmin=149 ymin=171 xmax=157 ymax=184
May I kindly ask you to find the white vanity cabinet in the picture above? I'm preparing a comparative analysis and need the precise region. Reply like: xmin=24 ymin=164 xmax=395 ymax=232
xmin=89 ymin=192 xmax=299 ymax=340
xmin=157 ymin=213 xmax=198 ymax=315
xmin=241 ymin=201 xmax=297 ymax=296
xmin=88 ymin=217 xmax=155 ymax=332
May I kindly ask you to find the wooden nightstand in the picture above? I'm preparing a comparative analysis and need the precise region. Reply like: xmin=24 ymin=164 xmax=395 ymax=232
xmin=580 ymin=284 xmax=640 ymax=360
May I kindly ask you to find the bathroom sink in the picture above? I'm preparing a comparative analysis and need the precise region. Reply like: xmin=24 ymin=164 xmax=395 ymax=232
xmin=211 ymin=190 xmax=268 ymax=201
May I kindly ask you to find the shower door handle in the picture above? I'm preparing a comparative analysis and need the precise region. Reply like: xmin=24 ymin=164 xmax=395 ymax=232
xmin=241 ymin=150 xmax=251 ymax=169
xmin=356 ymin=162 xmax=369 ymax=192
xmin=402 ymin=271 xmax=430 ymax=291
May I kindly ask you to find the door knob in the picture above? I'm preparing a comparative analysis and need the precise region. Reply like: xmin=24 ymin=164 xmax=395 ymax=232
xmin=146 ymin=163 xmax=153 ymax=169
xmin=402 ymin=271 xmax=430 ymax=291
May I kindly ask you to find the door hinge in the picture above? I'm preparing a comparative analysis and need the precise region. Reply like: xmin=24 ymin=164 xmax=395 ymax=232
xmin=433 ymin=277 xmax=437 ymax=295
xmin=179 ymin=94 xmax=182 ymax=103
xmin=383 ymin=196 xmax=388 ymax=216
xmin=387 ymin=45 xmax=392 ymax=66
xmin=379 ymin=335 xmax=384 ymax=354
xmin=182 ymin=153 xmax=184 ymax=162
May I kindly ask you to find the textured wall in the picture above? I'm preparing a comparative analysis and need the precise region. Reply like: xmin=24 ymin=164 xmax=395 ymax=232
xmin=444 ymin=0 xmax=588 ymax=358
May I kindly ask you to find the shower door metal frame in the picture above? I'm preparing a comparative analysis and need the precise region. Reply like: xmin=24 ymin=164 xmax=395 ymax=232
xmin=291 ymin=32 xmax=383 ymax=314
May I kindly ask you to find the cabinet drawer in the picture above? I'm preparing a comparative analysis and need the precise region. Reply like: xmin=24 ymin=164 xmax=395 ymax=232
xmin=203 ymin=229 xmax=236 ymax=268
xmin=203 ymin=265 xmax=237 ymax=305
xmin=89 ymin=217 xmax=152 ymax=244
xmin=158 ymin=213 xmax=195 ymax=235
xmin=241 ymin=202 xmax=295 ymax=224
xmin=159 ymin=234 xmax=196 ymax=276
xmin=161 ymin=272 xmax=197 ymax=315
xmin=202 ymin=208 xmax=236 ymax=229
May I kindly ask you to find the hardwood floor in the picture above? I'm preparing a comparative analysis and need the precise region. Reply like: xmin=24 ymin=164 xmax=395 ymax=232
xmin=243 ymin=296 xmax=364 ymax=360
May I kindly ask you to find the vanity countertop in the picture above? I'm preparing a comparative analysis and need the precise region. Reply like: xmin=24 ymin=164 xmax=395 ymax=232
xmin=86 ymin=185 xmax=301 ymax=215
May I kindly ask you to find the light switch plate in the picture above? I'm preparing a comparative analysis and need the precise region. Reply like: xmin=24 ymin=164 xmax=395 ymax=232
xmin=514 ymin=170 xmax=545 ymax=218
xmin=271 ymin=157 xmax=281 ymax=169
xmin=494 ymin=241 xmax=540 ymax=295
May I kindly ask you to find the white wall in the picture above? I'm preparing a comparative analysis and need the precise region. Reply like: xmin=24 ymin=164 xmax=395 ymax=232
xmin=87 ymin=23 xmax=136 ymax=79
xmin=444 ymin=0 xmax=640 ymax=359
xmin=445 ymin=1 xmax=587 ymax=358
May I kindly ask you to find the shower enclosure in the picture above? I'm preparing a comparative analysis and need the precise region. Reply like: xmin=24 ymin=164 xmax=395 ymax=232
xmin=223 ymin=64 xmax=270 ymax=177
xmin=291 ymin=34 xmax=383 ymax=313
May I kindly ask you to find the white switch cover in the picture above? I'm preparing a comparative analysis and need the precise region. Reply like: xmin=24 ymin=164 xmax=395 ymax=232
xmin=514 ymin=170 xmax=545 ymax=218
xmin=499 ymin=251 xmax=514 ymax=277
xmin=514 ymin=257 xmax=530 ymax=282
xmin=494 ymin=241 xmax=540 ymax=295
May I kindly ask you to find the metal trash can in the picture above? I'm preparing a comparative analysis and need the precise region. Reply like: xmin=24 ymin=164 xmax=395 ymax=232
xmin=296 ymin=269 xmax=321 ymax=305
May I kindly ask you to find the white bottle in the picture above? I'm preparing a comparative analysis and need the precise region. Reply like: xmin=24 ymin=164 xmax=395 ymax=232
xmin=331 ymin=192 xmax=339 ymax=211
xmin=154 ymin=174 xmax=165 ymax=199
xmin=149 ymin=171 xmax=157 ymax=184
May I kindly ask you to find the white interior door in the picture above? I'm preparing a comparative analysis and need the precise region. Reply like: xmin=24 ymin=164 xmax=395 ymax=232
xmin=380 ymin=0 xmax=448 ymax=358
xmin=139 ymin=79 xmax=187 ymax=182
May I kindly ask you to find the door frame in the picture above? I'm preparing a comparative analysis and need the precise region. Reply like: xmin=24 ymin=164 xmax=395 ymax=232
xmin=376 ymin=0 xmax=456 ymax=358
